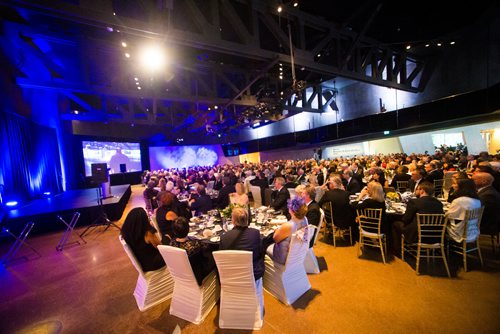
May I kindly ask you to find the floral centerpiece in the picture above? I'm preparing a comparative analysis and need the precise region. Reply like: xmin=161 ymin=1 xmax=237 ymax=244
xmin=220 ymin=203 xmax=247 ymax=220
xmin=386 ymin=192 xmax=401 ymax=203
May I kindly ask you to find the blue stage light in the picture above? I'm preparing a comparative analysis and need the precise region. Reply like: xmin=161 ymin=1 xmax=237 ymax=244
xmin=43 ymin=191 xmax=51 ymax=196
xmin=5 ymin=201 xmax=18 ymax=207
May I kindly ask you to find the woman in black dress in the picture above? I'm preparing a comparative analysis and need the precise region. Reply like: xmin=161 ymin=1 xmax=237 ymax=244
xmin=121 ymin=207 xmax=165 ymax=272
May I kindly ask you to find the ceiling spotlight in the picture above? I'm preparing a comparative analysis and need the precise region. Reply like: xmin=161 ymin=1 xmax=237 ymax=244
xmin=425 ymin=44 xmax=430 ymax=47
xmin=214 ymin=105 xmax=218 ymax=109
xmin=135 ymin=82 xmax=139 ymax=85
xmin=406 ymin=45 xmax=411 ymax=50
xmin=113 ymin=12 xmax=116 ymax=16
xmin=450 ymin=41 xmax=455 ymax=45
xmin=125 ymin=53 xmax=130 ymax=58
xmin=121 ymin=41 xmax=127 ymax=47
xmin=437 ymin=42 xmax=442 ymax=47
xmin=73 ymin=110 xmax=79 ymax=114
xmin=279 ymin=75 xmax=283 ymax=80
xmin=139 ymin=44 xmax=168 ymax=72
xmin=106 ymin=26 xmax=113 ymax=32
xmin=293 ymin=1 xmax=298 ymax=7
xmin=134 ymin=77 xmax=139 ymax=81
xmin=277 ymin=6 xmax=282 ymax=13
xmin=317 ymin=53 xmax=321 ymax=58
xmin=137 ymin=86 xmax=141 ymax=90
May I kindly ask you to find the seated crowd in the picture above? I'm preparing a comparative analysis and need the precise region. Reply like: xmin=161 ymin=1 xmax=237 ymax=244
xmin=122 ymin=150 xmax=499 ymax=281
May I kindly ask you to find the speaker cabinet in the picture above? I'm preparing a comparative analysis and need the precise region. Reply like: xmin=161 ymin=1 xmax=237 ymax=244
xmin=91 ymin=163 xmax=109 ymax=184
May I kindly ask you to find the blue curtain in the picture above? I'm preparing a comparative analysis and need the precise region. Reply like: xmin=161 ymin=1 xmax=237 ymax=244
xmin=0 ymin=110 xmax=62 ymax=203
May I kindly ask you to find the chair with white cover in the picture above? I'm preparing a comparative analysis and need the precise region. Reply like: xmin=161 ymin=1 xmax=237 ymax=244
xmin=157 ymin=245 xmax=219 ymax=324
xmin=288 ymin=188 xmax=297 ymax=200
xmin=356 ymin=208 xmax=386 ymax=264
xmin=402 ymin=214 xmax=451 ymax=278
xmin=118 ymin=235 xmax=174 ymax=311
xmin=448 ymin=206 xmax=484 ymax=272
xmin=249 ymin=185 xmax=262 ymax=208
xmin=149 ymin=215 xmax=162 ymax=241
xmin=213 ymin=250 xmax=264 ymax=330
xmin=303 ymin=208 xmax=325 ymax=274
xmin=264 ymin=233 xmax=311 ymax=305
xmin=206 ymin=180 xmax=215 ymax=191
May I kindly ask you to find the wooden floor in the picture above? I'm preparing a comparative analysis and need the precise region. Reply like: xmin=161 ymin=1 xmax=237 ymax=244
xmin=1 ymin=185 xmax=499 ymax=333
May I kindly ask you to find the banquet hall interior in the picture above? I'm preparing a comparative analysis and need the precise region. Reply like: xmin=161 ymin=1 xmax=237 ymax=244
xmin=1 ymin=0 xmax=500 ymax=333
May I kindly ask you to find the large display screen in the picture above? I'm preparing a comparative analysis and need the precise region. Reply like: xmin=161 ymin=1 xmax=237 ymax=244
xmin=149 ymin=145 xmax=223 ymax=170
xmin=82 ymin=141 xmax=142 ymax=176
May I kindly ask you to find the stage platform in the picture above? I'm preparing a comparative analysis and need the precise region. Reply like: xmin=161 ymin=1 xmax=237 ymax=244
xmin=2 ymin=185 xmax=131 ymax=236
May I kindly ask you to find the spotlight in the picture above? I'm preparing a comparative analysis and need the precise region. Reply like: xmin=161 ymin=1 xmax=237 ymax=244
xmin=134 ymin=77 xmax=139 ymax=81
xmin=125 ymin=53 xmax=130 ymax=58
xmin=450 ymin=41 xmax=455 ymax=45
xmin=106 ymin=26 xmax=114 ymax=32
xmin=293 ymin=1 xmax=298 ymax=7
xmin=6 ymin=201 xmax=18 ymax=207
xmin=406 ymin=45 xmax=411 ymax=50
xmin=277 ymin=6 xmax=282 ymax=13
xmin=74 ymin=110 xmax=79 ymax=114
xmin=425 ymin=44 xmax=430 ymax=47
xmin=121 ymin=41 xmax=127 ymax=47
xmin=139 ymin=44 xmax=168 ymax=72
xmin=437 ymin=42 xmax=442 ymax=47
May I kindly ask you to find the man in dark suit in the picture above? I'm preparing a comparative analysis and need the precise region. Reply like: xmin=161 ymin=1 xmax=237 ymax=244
xmin=318 ymin=176 xmax=355 ymax=230
xmin=351 ymin=161 xmax=364 ymax=184
xmin=284 ymin=174 xmax=298 ymax=189
xmin=270 ymin=177 xmax=291 ymax=219
xmin=298 ymin=185 xmax=321 ymax=248
xmin=472 ymin=172 xmax=500 ymax=235
xmin=189 ymin=185 xmax=212 ymax=216
xmin=219 ymin=207 xmax=264 ymax=281
xmin=250 ymin=171 xmax=269 ymax=204
xmin=212 ymin=173 xmax=223 ymax=190
xmin=295 ymin=168 xmax=306 ymax=184
xmin=342 ymin=169 xmax=362 ymax=195
xmin=215 ymin=176 xmax=236 ymax=209
xmin=424 ymin=161 xmax=444 ymax=183
xmin=408 ymin=169 xmax=426 ymax=193
xmin=392 ymin=181 xmax=443 ymax=254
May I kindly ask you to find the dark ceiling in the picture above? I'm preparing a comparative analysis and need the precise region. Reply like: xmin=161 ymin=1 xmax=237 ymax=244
xmin=299 ymin=0 xmax=495 ymax=44
xmin=0 ymin=0 xmax=496 ymax=140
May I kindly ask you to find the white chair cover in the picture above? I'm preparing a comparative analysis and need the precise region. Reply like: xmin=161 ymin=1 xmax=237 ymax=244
xmin=149 ymin=215 xmax=162 ymax=241
xmin=213 ymin=250 xmax=264 ymax=330
xmin=206 ymin=180 xmax=215 ymax=191
xmin=249 ymin=185 xmax=262 ymax=208
xmin=264 ymin=233 xmax=311 ymax=305
xmin=118 ymin=235 xmax=173 ymax=311
xmin=304 ymin=225 xmax=320 ymax=274
xmin=157 ymin=245 xmax=219 ymax=324
xmin=288 ymin=188 xmax=297 ymax=200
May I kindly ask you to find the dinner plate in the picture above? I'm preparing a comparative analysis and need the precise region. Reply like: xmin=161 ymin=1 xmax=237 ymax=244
xmin=210 ymin=236 xmax=220 ymax=242
xmin=188 ymin=231 xmax=198 ymax=236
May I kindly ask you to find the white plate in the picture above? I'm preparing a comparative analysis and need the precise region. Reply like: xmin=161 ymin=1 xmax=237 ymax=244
xmin=189 ymin=222 xmax=196 ymax=226
xmin=210 ymin=236 xmax=220 ymax=242
xmin=276 ymin=215 xmax=286 ymax=219
xmin=188 ymin=231 xmax=198 ymax=236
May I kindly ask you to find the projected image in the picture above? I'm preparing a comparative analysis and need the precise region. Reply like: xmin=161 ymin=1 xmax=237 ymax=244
xmin=149 ymin=145 xmax=221 ymax=170
xmin=82 ymin=141 xmax=142 ymax=176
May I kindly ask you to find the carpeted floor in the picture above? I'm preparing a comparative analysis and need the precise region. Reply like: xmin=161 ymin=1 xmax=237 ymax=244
xmin=1 ymin=185 xmax=499 ymax=333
